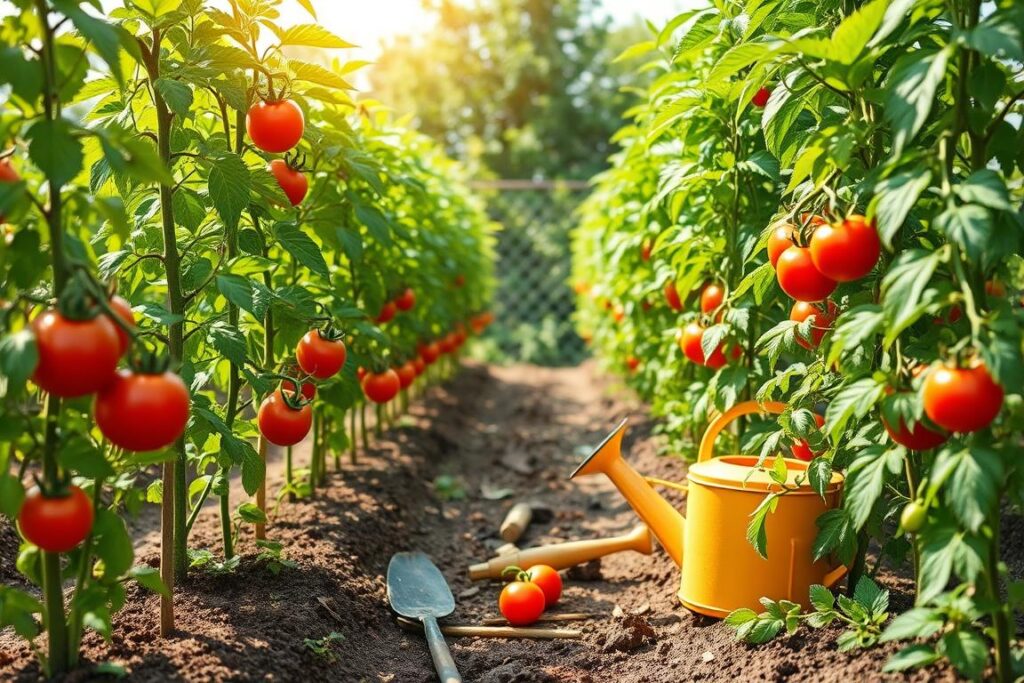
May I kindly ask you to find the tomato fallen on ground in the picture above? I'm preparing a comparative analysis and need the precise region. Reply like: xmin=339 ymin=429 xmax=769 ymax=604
xmin=296 ymin=330 xmax=347 ymax=379
xmin=31 ymin=309 xmax=122 ymax=398
xmin=95 ymin=369 xmax=191 ymax=452
xmin=526 ymin=565 xmax=562 ymax=606
xmin=18 ymin=486 xmax=94 ymax=553
xmin=790 ymin=413 xmax=825 ymax=462
xmin=775 ymin=246 xmax=837 ymax=302
xmin=246 ymin=99 xmax=304 ymax=153
xmin=268 ymin=159 xmax=308 ymax=206
xmin=922 ymin=362 xmax=1003 ymax=433
xmin=499 ymin=580 xmax=546 ymax=626
xmin=258 ymin=390 xmax=313 ymax=446
xmin=808 ymin=215 xmax=880 ymax=282
xmin=363 ymin=369 xmax=401 ymax=404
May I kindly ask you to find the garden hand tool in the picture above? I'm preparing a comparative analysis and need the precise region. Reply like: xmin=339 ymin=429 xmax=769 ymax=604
xmin=468 ymin=522 xmax=653 ymax=580
xmin=387 ymin=552 xmax=462 ymax=683
xmin=570 ymin=402 xmax=847 ymax=617
xmin=500 ymin=502 xmax=533 ymax=542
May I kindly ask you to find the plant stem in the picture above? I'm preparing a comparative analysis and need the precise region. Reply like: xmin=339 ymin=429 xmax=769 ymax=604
xmin=349 ymin=407 xmax=357 ymax=464
xmin=286 ymin=445 xmax=295 ymax=501
xmin=254 ymin=213 xmax=274 ymax=541
xmin=987 ymin=512 xmax=1012 ymax=682
xmin=360 ymin=402 xmax=369 ymax=450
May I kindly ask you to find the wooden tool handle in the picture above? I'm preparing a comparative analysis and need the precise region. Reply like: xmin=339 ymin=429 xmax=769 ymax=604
xmin=469 ymin=523 xmax=654 ymax=580
xmin=500 ymin=503 xmax=533 ymax=542
xmin=398 ymin=618 xmax=581 ymax=639
xmin=423 ymin=616 xmax=461 ymax=683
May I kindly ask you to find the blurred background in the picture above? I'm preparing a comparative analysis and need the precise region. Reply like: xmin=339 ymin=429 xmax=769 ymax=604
xmin=280 ymin=0 xmax=696 ymax=365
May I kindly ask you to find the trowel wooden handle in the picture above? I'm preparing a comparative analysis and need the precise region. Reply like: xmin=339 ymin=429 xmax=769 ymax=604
xmin=500 ymin=503 xmax=533 ymax=542
xmin=397 ymin=618 xmax=581 ymax=640
xmin=469 ymin=523 xmax=654 ymax=580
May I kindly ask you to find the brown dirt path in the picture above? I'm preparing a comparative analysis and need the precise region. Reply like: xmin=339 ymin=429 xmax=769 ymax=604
xmin=0 ymin=362 xmax=956 ymax=682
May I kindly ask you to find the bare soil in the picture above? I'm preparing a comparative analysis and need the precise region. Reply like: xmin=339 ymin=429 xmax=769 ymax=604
xmin=0 ymin=362 xmax=967 ymax=681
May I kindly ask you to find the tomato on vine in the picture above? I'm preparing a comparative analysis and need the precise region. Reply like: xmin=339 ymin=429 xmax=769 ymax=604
xmin=790 ymin=413 xmax=825 ymax=462
xmin=776 ymin=246 xmax=836 ymax=302
xmin=296 ymin=330 xmax=346 ymax=379
xmin=375 ymin=301 xmax=397 ymax=324
xmin=420 ymin=341 xmax=441 ymax=365
xmin=664 ymin=280 xmax=683 ymax=311
xmin=282 ymin=378 xmax=316 ymax=401
xmin=258 ymin=389 xmax=312 ymax=447
xmin=700 ymin=283 xmax=724 ymax=315
xmin=394 ymin=288 xmax=416 ymax=311
xmin=679 ymin=322 xmax=740 ymax=369
xmin=246 ymin=99 xmax=304 ymax=153
xmin=107 ymin=295 xmax=136 ymax=355
xmin=789 ymin=300 xmax=837 ymax=350
xmin=395 ymin=362 xmax=416 ymax=389
xmin=412 ymin=356 xmax=427 ymax=376
xmin=363 ymin=369 xmax=401 ymax=404
xmin=809 ymin=215 xmax=880 ymax=282
xmin=883 ymin=414 xmax=948 ymax=451
xmin=18 ymin=486 xmax=94 ymax=553
xmin=641 ymin=239 xmax=652 ymax=261
xmin=900 ymin=501 xmax=928 ymax=534
xmin=751 ymin=86 xmax=771 ymax=108
xmin=32 ymin=309 xmax=122 ymax=398
xmin=95 ymin=369 xmax=190 ymax=452
xmin=922 ymin=362 xmax=1003 ymax=433
xmin=626 ymin=355 xmax=640 ymax=372
xmin=766 ymin=225 xmax=795 ymax=268
xmin=269 ymin=158 xmax=308 ymax=206
xmin=0 ymin=158 xmax=20 ymax=223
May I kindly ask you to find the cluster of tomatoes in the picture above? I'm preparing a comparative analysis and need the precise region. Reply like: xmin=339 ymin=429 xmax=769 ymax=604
xmin=374 ymin=287 xmax=417 ymax=324
xmin=674 ymin=282 xmax=743 ymax=370
xmin=498 ymin=564 xmax=563 ymax=627
xmin=246 ymin=97 xmax=308 ymax=207
xmin=19 ymin=297 xmax=191 ymax=553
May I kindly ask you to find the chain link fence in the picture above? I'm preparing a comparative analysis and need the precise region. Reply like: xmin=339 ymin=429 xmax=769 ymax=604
xmin=471 ymin=180 xmax=590 ymax=366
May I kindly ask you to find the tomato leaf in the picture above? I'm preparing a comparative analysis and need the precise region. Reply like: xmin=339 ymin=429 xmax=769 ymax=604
xmin=27 ymin=119 xmax=84 ymax=188
xmin=129 ymin=565 xmax=170 ymax=598
xmin=269 ymin=23 xmax=355 ymax=49
xmin=208 ymin=153 xmax=250 ymax=231
xmin=880 ymin=249 xmax=941 ymax=345
xmin=92 ymin=509 xmax=134 ymax=579
xmin=275 ymin=224 xmax=330 ymax=279
xmin=942 ymin=628 xmax=988 ymax=681
xmin=0 ymin=330 xmax=38 ymax=388
xmin=883 ymin=644 xmax=941 ymax=672
xmin=869 ymin=168 xmax=932 ymax=248
xmin=884 ymin=47 xmax=950 ymax=157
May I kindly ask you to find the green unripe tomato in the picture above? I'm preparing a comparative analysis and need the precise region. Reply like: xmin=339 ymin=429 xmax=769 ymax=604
xmin=901 ymin=500 xmax=928 ymax=533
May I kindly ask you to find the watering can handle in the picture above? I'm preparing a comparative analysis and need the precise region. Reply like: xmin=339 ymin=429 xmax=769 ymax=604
xmin=698 ymin=400 xmax=789 ymax=462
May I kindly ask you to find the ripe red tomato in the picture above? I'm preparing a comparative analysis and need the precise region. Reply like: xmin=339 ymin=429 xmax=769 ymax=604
xmin=766 ymin=225 xmax=795 ymax=268
xmin=776 ymin=246 xmax=837 ymax=302
xmin=883 ymin=414 xmax=948 ymax=451
xmin=789 ymin=300 xmax=837 ymax=349
xmin=32 ymin=310 xmax=122 ymax=398
xmin=258 ymin=390 xmax=312 ymax=446
xmin=296 ymin=330 xmax=347 ymax=379
xmin=664 ymin=281 xmax=683 ymax=311
xmin=94 ymin=370 xmax=190 ymax=451
xmin=679 ymin=322 xmax=740 ymax=368
xmin=700 ymin=283 xmax=724 ymax=314
xmin=19 ymin=486 xmax=94 ymax=553
xmin=395 ymin=362 xmax=417 ymax=389
xmin=363 ymin=369 xmax=401 ymax=404
xmin=268 ymin=159 xmax=308 ymax=206
xmin=526 ymin=565 xmax=562 ymax=606
xmin=357 ymin=366 xmax=367 ymax=381
xmin=499 ymin=580 xmax=546 ymax=626
xmin=922 ymin=363 xmax=1003 ymax=433
xmin=394 ymin=288 xmax=416 ymax=311
xmin=412 ymin=356 xmax=426 ymax=376
xmin=641 ymin=239 xmax=652 ymax=262
xmin=439 ymin=333 xmax=458 ymax=354
xmin=375 ymin=301 xmax=397 ymax=324
xmin=420 ymin=342 xmax=441 ymax=365
xmin=626 ymin=355 xmax=640 ymax=372
xmin=809 ymin=215 xmax=880 ymax=282
xmin=108 ymin=295 xmax=136 ymax=355
xmin=282 ymin=378 xmax=316 ymax=401
xmin=246 ymin=99 xmax=304 ymax=153
xmin=0 ymin=158 xmax=19 ymax=183
xmin=790 ymin=413 xmax=825 ymax=461
xmin=751 ymin=86 xmax=771 ymax=108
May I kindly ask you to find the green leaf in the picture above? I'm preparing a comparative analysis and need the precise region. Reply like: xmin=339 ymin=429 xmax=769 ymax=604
xmin=880 ymin=608 xmax=944 ymax=642
xmin=940 ymin=447 xmax=1002 ymax=532
xmin=761 ymin=85 xmax=803 ymax=159
xmin=933 ymin=203 xmax=991 ymax=262
xmin=813 ymin=508 xmax=857 ymax=564
xmin=270 ymin=23 xmax=355 ymax=49
xmin=809 ymin=584 xmax=834 ymax=612
xmin=0 ymin=474 xmax=25 ymax=519
xmin=236 ymin=502 xmax=266 ymax=524
xmin=216 ymin=274 xmax=256 ymax=316
xmin=830 ymin=0 xmax=889 ymax=65
xmin=207 ymin=321 xmax=247 ymax=366
xmin=870 ymin=168 xmax=932 ymax=248
xmin=918 ymin=523 xmax=958 ymax=604
xmin=154 ymin=78 xmax=193 ymax=117
xmin=885 ymin=48 xmax=951 ymax=157
xmin=27 ymin=119 xmax=84 ymax=188
xmin=942 ymin=628 xmax=988 ymax=681
xmin=289 ymin=61 xmax=354 ymax=91
xmin=239 ymin=441 xmax=265 ymax=497
xmin=843 ymin=448 xmax=903 ymax=530
xmin=92 ymin=509 xmax=134 ymax=579
xmin=954 ymin=170 xmax=1012 ymax=211
xmin=852 ymin=576 xmax=884 ymax=611
xmin=823 ymin=377 xmax=887 ymax=442
xmin=275 ymin=224 xmax=330 ymax=278
xmin=0 ymin=331 xmax=38 ymax=386
xmin=883 ymin=644 xmax=940 ymax=672
xmin=966 ymin=17 xmax=1023 ymax=62
xmin=880 ymin=249 xmax=942 ymax=344
xmin=746 ymin=493 xmax=777 ymax=559
xmin=60 ymin=436 xmax=116 ymax=478
xmin=129 ymin=565 xmax=170 ymax=597
xmin=724 ymin=607 xmax=758 ymax=627
xmin=208 ymin=153 xmax=251 ymax=231
xmin=55 ymin=1 xmax=126 ymax=84
xmin=807 ymin=458 xmax=832 ymax=498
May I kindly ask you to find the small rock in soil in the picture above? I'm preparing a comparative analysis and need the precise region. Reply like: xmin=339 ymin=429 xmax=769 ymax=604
xmin=603 ymin=615 xmax=656 ymax=653
xmin=458 ymin=586 xmax=480 ymax=599
xmin=566 ymin=559 xmax=603 ymax=581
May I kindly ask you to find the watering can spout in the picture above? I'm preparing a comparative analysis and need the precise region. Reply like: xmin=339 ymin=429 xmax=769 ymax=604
xmin=570 ymin=419 xmax=685 ymax=567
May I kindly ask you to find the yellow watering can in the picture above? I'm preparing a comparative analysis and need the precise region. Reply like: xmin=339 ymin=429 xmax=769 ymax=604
xmin=570 ymin=400 xmax=847 ymax=618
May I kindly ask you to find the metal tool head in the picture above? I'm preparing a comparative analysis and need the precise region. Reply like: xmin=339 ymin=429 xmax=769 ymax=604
xmin=387 ymin=552 xmax=456 ymax=620
xmin=570 ymin=417 xmax=628 ymax=479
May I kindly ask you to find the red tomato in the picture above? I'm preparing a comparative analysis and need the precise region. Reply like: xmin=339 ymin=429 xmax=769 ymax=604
xmin=922 ymin=363 xmax=1003 ymax=433
xmin=751 ymin=86 xmax=771 ymax=108
xmin=268 ymin=159 xmax=308 ymax=206
xmin=454 ymin=274 xmax=466 ymax=288
xmin=664 ymin=281 xmax=683 ymax=311
xmin=0 ymin=158 xmax=19 ymax=183
xmin=363 ymin=370 xmax=401 ymax=404
xmin=396 ymin=362 xmax=417 ymax=389
xmin=357 ymin=366 xmax=367 ymax=381
xmin=985 ymin=280 xmax=1006 ymax=298
xmin=375 ymin=301 xmax=397 ymax=324
xmin=790 ymin=414 xmax=825 ymax=462
xmin=296 ymin=330 xmax=347 ymax=379
xmin=258 ymin=390 xmax=312 ymax=446
xmin=809 ymin=215 xmax=880 ymax=282
xmin=19 ymin=486 xmax=94 ymax=553
xmin=32 ymin=310 xmax=121 ymax=398
xmin=499 ymin=581 xmax=546 ymax=626
xmin=246 ymin=99 xmax=304 ymax=153
xmin=679 ymin=322 xmax=740 ymax=368
xmin=282 ymin=378 xmax=316 ymax=401
xmin=883 ymin=414 xmax=949 ymax=451
xmin=641 ymin=240 xmax=652 ymax=262
xmin=526 ymin=565 xmax=562 ymax=606
xmin=439 ymin=333 xmax=458 ymax=354
xmin=700 ymin=284 xmax=725 ymax=314
xmin=776 ymin=246 xmax=837 ymax=302
xmin=108 ymin=295 xmax=136 ymax=355
xmin=394 ymin=288 xmax=416 ymax=311
xmin=420 ymin=342 xmax=441 ymax=365
xmin=789 ymin=300 xmax=837 ymax=349
xmin=766 ymin=225 xmax=796 ymax=268
xmin=626 ymin=355 xmax=640 ymax=372
xmin=95 ymin=370 xmax=190 ymax=451
xmin=412 ymin=356 xmax=426 ymax=376
xmin=612 ymin=306 xmax=625 ymax=324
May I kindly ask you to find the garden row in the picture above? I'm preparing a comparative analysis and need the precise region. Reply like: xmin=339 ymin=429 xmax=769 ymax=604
xmin=573 ymin=0 xmax=1023 ymax=680
xmin=0 ymin=0 xmax=494 ymax=677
